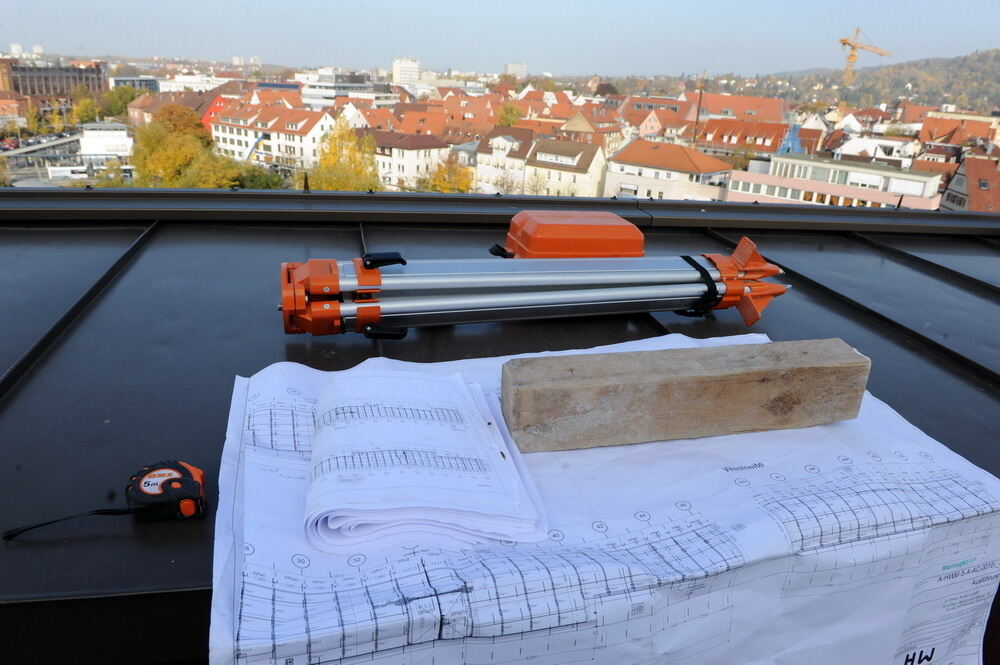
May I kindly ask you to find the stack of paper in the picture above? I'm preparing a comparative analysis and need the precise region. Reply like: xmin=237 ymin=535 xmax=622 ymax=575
xmin=304 ymin=369 xmax=546 ymax=552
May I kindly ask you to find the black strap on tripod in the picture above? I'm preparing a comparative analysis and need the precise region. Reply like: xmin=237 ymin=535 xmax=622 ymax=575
xmin=675 ymin=255 xmax=720 ymax=317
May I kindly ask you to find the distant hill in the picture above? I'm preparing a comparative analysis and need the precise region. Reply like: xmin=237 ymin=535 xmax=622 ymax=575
xmin=760 ymin=50 xmax=1000 ymax=112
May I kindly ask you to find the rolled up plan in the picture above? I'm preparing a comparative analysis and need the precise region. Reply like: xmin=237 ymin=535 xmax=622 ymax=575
xmin=304 ymin=368 xmax=546 ymax=553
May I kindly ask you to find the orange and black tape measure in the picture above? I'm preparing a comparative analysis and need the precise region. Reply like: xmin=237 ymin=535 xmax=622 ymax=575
xmin=3 ymin=460 xmax=206 ymax=541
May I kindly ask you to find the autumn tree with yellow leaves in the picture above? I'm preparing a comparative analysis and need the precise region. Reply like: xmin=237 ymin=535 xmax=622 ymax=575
xmin=418 ymin=153 xmax=473 ymax=193
xmin=131 ymin=104 xmax=283 ymax=189
xmin=305 ymin=116 xmax=381 ymax=191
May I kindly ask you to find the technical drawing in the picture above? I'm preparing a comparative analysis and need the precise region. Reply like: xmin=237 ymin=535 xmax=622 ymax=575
xmin=753 ymin=465 xmax=1000 ymax=552
xmin=232 ymin=518 xmax=745 ymax=664
xmin=311 ymin=449 xmax=489 ymax=477
xmin=317 ymin=403 xmax=467 ymax=429
xmin=242 ymin=398 xmax=317 ymax=460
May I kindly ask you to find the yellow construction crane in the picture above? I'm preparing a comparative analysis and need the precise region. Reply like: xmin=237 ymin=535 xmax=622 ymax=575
xmin=839 ymin=27 xmax=891 ymax=87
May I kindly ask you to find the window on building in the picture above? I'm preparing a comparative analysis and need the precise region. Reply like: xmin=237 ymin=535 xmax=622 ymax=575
xmin=778 ymin=187 xmax=788 ymax=198
xmin=765 ymin=185 xmax=776 ymax=196
xmin=803 ymin=191 xmax=814 ymax=202
xmin=828 ymin=196 xmax=839 ymax=206
xmin=751 ymin=183 xmax=762 ymax=194
xmin=816 ymin=193 xmax=827 ymax=204
xmin=980 ymin=180 xmax=990 ymax=190
xmin=841 ymin=197 xmax=853 ymax=206
xmin=789 ymin=189 xmax=801 ymax=199
xmin=742 ymin=181 xmax=752 ymax=192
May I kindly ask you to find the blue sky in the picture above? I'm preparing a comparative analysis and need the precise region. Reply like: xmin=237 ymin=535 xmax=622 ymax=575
xmin=1 ymin=0 xmax=996 ymax=75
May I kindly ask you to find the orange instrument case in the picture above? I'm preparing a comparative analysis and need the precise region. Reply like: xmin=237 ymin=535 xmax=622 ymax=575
xmin=503 ymin=210 xmax=645 ymax=258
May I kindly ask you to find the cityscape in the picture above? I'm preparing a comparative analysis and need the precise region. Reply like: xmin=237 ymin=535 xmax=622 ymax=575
xmin=0 ymin=38 xmax=997 ymax=212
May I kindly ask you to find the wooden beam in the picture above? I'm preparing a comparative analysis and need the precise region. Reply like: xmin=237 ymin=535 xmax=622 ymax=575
xmin=501 ymin=339 xmax=871 ymax=453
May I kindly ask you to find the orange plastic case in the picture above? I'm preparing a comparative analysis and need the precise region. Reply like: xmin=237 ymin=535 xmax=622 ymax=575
xmin=504 ymin=210 xmax=645 ymax=258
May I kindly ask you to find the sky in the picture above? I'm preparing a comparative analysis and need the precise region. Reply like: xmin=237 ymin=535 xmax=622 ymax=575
xmin=1 ymin=0 xmax=997 ymax=76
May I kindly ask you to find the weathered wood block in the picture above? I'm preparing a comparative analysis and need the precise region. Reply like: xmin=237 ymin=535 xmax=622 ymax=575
xmin=501 ymin=339 xmax=871 ymax=453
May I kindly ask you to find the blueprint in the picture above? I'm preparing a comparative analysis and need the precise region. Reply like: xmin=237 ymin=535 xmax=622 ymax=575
xmin=304 ymin=370 xmax=546 ymax=552
xmin=210 ymin=334 xmax=1000 ymax=665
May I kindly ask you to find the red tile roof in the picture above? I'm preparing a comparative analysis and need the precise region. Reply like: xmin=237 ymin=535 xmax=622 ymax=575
xmin=898 ymin=101 xmax=937 ymax=124
xmin=798 ymin=128 xmax=823 ymax=154
xmin=686 ymin=92 xmax=785 ymax=123
xmin=919 ymin=117 xmax=993 ymax=145
xmin=395 ymin=111 xmax=449 ymax=137
xmin=360 ymin=108 xmax=398 ymax=130
xmin=611 ymin=139 xmax=731 ymax=174
xmin=696 ymin=118 xmax=789 ymax=153
xmin=962 ymin=158 xmax=1000 ymax=212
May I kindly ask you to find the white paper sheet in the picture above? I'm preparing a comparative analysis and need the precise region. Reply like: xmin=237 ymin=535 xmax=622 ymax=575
xmin=305 ymin=369 xmax=545 ymax=552
xmin=210 ymin=334 xmax=1000 ymax=665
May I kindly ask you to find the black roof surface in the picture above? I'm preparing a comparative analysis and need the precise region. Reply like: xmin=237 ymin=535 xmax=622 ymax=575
xmin=1 ymin=189 xmax=998 ymax=662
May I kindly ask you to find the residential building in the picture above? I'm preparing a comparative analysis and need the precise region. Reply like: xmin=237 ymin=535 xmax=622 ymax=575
xmin=834 ymin=136 xmax=921 ymax=163
xmin=159 ymin=73 xmax=242 ymax=93
xmin=504 ymin=63 xmax=527 ymax=79
xmin=78 ymin=122 xmax=133 ymax=163
xmin=726 ymin=153 xmax=942 ymax=210
xmin=211 ymin=102 xmax=336 ymax=171
xmin=127 ymin=91 xmax=213 ymax=126
xmin=392 ymin=58 xmax=421 ymax=85
xmin=523 ymin=138 xmax=605 ymax=197
xmin=918 ymin=117 xmax=996 ymax=149
xmin=0 ymin=58 xmax=107 ymax=107
xmin=939 ymin=158 xmax=1000 ymax=213
xmin=693 ymin=118 xmax=790 ymax=158
xmin=676 ymin=91 xmax=785 ymax=123
xmin=604 ymin=139 xmax=731 ymax=201
xmin=363 ymin=130 xmax=449 ymax=190
xmin=475 ymin=126 xmax=536 ymax=194
xmin=555 ymin=109 xmax=625 ymax=154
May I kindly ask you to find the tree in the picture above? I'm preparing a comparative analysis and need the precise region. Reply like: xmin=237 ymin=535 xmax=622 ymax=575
xmin=493 ymin=167 xmax=519 ymax=195
xmin=25 ymin=107 xmax=42 ymax=135
xmin=132 ymin=123 xmax=204 ymax=187
xmin=48 ymin=109 xmax=65 ymax=134
xmin=0 ymin=155 xmax=10 ymax=187
xmin=101 ymin=85 xmax=140 ymax=118
xmin=496 ymin=103 xmax=523 ymax=127
xmin=71 ymin=97 xmax=99 ymax=125
xmin=724 ymin=146 xmax=755 ymax=171
xmin=307 ymin=117 xmax=381 ymax=192
xmin=90 ymin=159 xmax=130 ymax=188
xmin=525 ymin=169 xmax=547 ymax=196
xmin=152 ymin=104 xmax=211 ymax=145
xmin=236 ymin=165 xmax=286 ymax=189
xmin=111 ymin=63 xmax=140 ymax=77
xmin=419 ymin=153 xmax=473 ymax=193
xmin=176 ymin=151 xmax=242 ymax=189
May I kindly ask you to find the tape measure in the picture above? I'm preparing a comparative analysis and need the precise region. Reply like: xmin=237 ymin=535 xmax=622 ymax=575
xmin=3 ymin=460 xmax=206 ymax=541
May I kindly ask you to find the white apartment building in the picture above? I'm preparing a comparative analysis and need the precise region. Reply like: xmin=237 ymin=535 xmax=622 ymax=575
xmin=392 ymin=58 xmax=421 ymax=85
xmin=604 ymin=139 xmax=731 ymax=201
xmin=211 ymin=102 xmax=336 ymax=171
xmin=726 ymin=153 xmax=942 ymax=210
xmin=504 ymin=62 xmax=527 ymax=79
xmin=475 ymin=127 xmax=537 ymax=194
xmin=159 ymin=73 xmax=241 ymax=93
xmin=366 ymin=130 xmax=450 ymax=190
xmin=523 ymin=138 xmax=606 ymax=198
